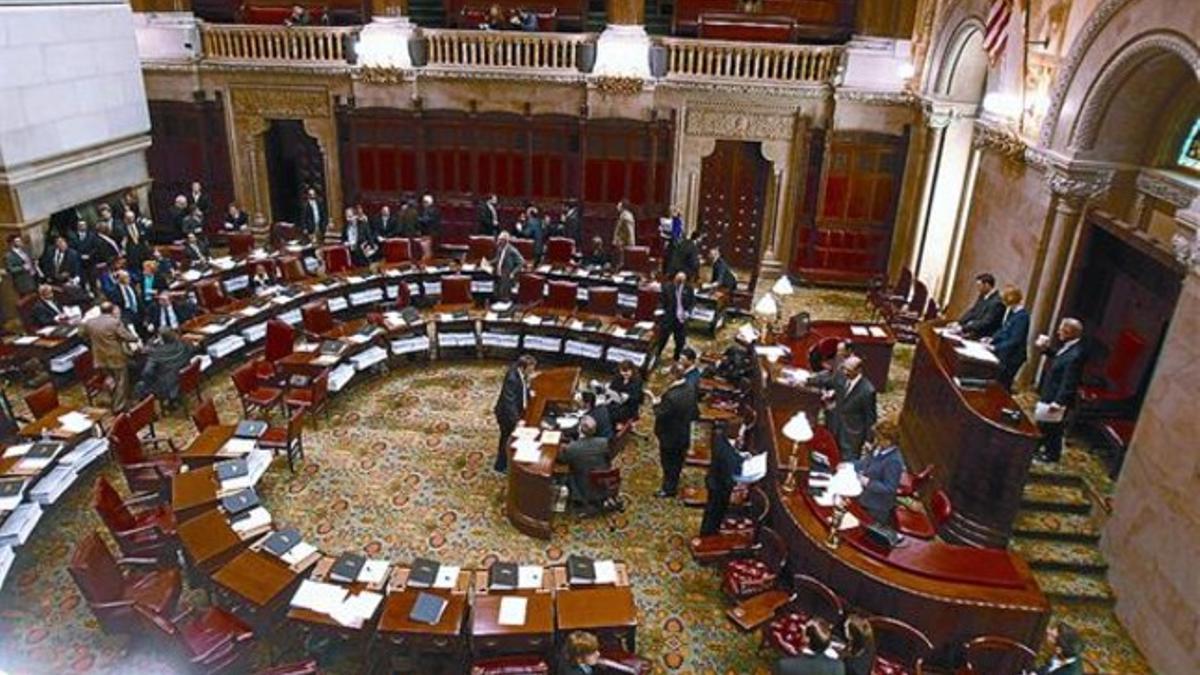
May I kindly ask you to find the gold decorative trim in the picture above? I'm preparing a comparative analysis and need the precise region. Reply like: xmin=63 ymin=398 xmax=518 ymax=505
xmin=590 ymin=76 xmax=645 ymax=96
xmin=685 ymin=107 xmax=795 ymax=141
xmin=230 ymin=87 xmax=331 ymax=118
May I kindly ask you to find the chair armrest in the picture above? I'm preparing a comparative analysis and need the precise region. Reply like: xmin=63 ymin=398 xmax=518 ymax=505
xmin=123 ymin=491 xmax=163 ymax=506
xmin=190 ymin=633 xmax=237 ymax=664
xmin=121 ymin=460 xmax=173 ymax=470
xmin=117 ymin=555 xmax=162 ymax=567
xmin=114 ymin=522 xmax=167 ymax=539
xmin=134 ymin=602 xmax=179 ymax=634
xmin=90 ymin=597 xmax=136 ymax=610
xmin=141 ymin=437 xmax=180 ymax=453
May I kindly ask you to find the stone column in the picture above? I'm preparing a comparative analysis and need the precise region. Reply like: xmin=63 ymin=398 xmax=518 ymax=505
xmin=592 ymin=0 xmax=651 ymax=78
xmin=907 ymin=105 xmax=951 ymax=282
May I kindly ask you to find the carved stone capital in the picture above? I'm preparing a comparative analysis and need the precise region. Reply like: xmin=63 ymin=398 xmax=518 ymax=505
xmin=685 ymin=107 xmax=795 ymax=141
xmin=921 ymin=100 xmax=972 ymax=129
xmin=1046 ymin=166 xmax=1112 ymax=203
xmin=1136 ymin=170 xmax=1199 ymax=209
xmin=972 ymin=122 xmax=1027 ymax=160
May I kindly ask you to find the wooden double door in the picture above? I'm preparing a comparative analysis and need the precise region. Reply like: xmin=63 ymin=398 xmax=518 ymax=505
xmin=697 ymin=140 xmax=771 ymax=272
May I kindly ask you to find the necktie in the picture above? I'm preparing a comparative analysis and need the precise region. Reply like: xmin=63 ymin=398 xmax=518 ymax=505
xmin=124 ymin=286 xmax=136 ymax=311
xmin=54 ymin=251 xmax=62 ymax=272
xmin=166 ymin=305 xmax=177 ymax=329
xmin=1002 ymin=307 xmax=1011 ymax=326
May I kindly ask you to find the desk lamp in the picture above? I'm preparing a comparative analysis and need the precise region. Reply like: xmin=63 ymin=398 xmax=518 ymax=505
xmin=771 ymin=275 xmax=795 ymax=297
xmin=753 ymin=292 xmax=780 ymax=338
xmin=780 ymin=411 xmax=813 ymax=493
xmin=824 ymin=464 xmax=863 ymax=549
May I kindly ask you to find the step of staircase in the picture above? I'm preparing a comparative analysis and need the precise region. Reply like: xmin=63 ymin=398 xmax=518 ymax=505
xmin=1034 ymin=569 xmax=1116 ymax=605
xmin=1020 ymin=481 xmax=1093 ymax=515
xmin=1026 ymin=462 xmax=1089 ymax=487
xmin=1012 ymin=538 xmax=1109 ymax=574
xmin=1012 ymin=511 xmax=1101 ymax=543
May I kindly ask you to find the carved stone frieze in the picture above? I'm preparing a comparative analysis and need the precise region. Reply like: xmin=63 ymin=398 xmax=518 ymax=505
xmin=972 ymin=122 xmax=1027 ymax=160
xmin=685 ymin=108 xmax=795 ymax=141
xmin=837 ymin=89 xmax=918 ymax=107
xmin=1137 ymin=171 xmax=1199 ymax=208
xmin=230 ymin=87 xmax=331 ymax=119
xmin=1046 ymin=166 xmax=1113 ymax=202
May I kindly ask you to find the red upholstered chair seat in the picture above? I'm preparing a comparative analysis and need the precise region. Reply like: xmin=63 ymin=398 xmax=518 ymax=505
xmin=894 ymin=505 xmax=936 ymax=539
xmin=764 ymin=611 xmax=811 ymax=655
xmin=177 ymin=606 xmax=253 ymax=657
xmin=719 ymin=515 xmax=756 ymax=537
xmin=470 ymin=655 xmax=550 ymax=675
xmin=722 ymin=558 xmax=776 ymax=598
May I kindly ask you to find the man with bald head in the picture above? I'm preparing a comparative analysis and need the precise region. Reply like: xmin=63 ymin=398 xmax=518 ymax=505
xmin=1034 ymin=317 xmax=1085 ymax=464
xmin=557 ymin=416 xmax=611 ymax=511
xmin=814 ymin=354 xmax=877 ymax=462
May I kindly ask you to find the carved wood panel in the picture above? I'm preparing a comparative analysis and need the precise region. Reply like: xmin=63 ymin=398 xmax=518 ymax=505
xmin=698 ymin=140 xmax=770 ymax=270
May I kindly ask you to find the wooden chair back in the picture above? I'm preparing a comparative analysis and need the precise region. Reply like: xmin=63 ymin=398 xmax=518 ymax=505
xmin=23 ymin=382 xmax=59 ymax=419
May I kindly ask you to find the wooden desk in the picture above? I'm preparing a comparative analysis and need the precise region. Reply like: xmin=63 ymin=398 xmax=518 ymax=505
xmin=179 ymin=425 xmax=238 ymax=468
xmin=784 ymin=319 xmax=896 ymax=392
xmin=171 ymin=465 xmax=221 ymax=521
xmin=506 ymin=367 xmax=580 ymax=539
xmin=211 ymin=546 xmax=317 ymax=628
xmin=378 ymin=588 xmax=470 ymax=658
xmin=899 ymin=325 xmax=1039 ymax=547
xmin=18 ymin=406 xmax=105 ymax=440
xmin=176 ymin=506 xmax=257 ymax=575
xmin=556 ymin=586 xmax=638 ymax=651
xmin=469 ymin=593 xmax=555 ymax=657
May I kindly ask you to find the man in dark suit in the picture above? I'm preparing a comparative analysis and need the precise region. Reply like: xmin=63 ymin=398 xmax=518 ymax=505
xmin=187 ymin=181 xmax=213 ymax=217
xmin=491 ymin=231 xmax=526 ymax=302
xmin=183 ymin=233 xmax=209 ymax=264
xmin=958 ymin=272 xmax=1005 ymax=338
xmin=817 ymin=356 xmax=877 ymax=462
xmin=5 ymin=235 xmax=40 ymax=297
xmin=679 ymin=347 xmax=702 ymax=388
xmin=700 ymin=421 xmax=745 ymax=535
xmin=1034 ymin=318 xmax=1085 ymax=463
xmin=854 ymin=421 xmax=905 ymax=526
xmin=708 ymin=246 xmax=738 ymax=293
xmin=606 ymin=360 xmax=644 ymax=425
xmin=557 ymin=417 xmax=611 ymax=510
xmin=580 ymin=391 xmax=613 ymax=440
xmin=146 ymin=291 xmax=195 ymax=334
xmin=582 ymin=236 xmax=609 ymax=268
xmin=775 ymin=619 xmax=846 ymax=675
xmin=181 ymin=206 xmax=205 ymax=240
xmin=41 ymin=236 xmax=81 ymax=286
xmin=666 ymin=231 xmax=701 ymax=280
xmin=1036 ymin=622 xmax=1085 ymax=675
xmin=561 ymin=201 xmax=583 ymax=249
xmin=985 ymin=285 xmax=1030 ymax=390
xmin=653 ymin=365 xmax=699 ymax=498
xmin=417 ymin=194 xmax=441 ymax=239
xmin=110 ymin=270 xmax=143 ymax=327
xmin=371 ymin=205 xmax=398 ymax=239
xmin=478 ymin=194 xmax=500 ymax=236
xmin=398 ymin=200 xmax=419 ymax=238
xmin=134 ymin=328 xmax=194 ymax=406
xmin=30 ymin=285 xmax=69 ymax=328
xmin=92 ymin=223 xmax=122 ymax=266
xmin=298 ymin=187 xmax=327 ymax=241
xmin=656 ymin=271 xmax=695 ymax=362
xmin=341 ymin=208 xmax=376 ymax=267
xmin=493 ymin=355 xmax=537 ymax=473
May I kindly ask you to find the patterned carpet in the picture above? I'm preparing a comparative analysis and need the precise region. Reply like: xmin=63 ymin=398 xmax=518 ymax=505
xmin=0 ymin=287 xmax=1153 ymax=674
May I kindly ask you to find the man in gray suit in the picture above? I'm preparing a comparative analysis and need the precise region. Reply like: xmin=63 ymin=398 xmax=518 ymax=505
xmin=809 ymin=355 xmax=876 ymax=462
xmin=557 ymin=417 xmax=611 ymax=511
xmin=491 ymin=231 xmax=525 ymax=302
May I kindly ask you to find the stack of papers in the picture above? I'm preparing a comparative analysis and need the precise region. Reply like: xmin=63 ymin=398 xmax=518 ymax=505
xmin=0 ymin=478 xmax=27 ymax=511
xmin=220 ymin=450 xmax=272 ymax=492
xmin=328 ymin=364 xmax=357 ymax=392
xmin=351 ymin=346 xmax=388 ymax=371
xmin=511 ymin=427 xmax=539 ymax=440
xmin=49 ymin=345 xmax=89 ymax=374
xmin=512 ymin=439 xmax=541 ymax=464
xmin=497 ymin=596 xmax=528 ymax=626
xmin=849 ymin=325 xmax=870 ymax=337
xmin=282 ymin=541 xmax=319 ymax=567
xmin=59 ymin=438 xmax=108 ymax=469
xmin=0 ymin=503 xmax=43 ymax=547
xmin=2 ymin=444 xmax=32 ymax=459
xmin=231 ymin=507 xmax=273 ymax=534
xmin=292 ymin=580 xmax=348 ymax=614
xmin=954 ymin=340 xmax=999 ymax=364
xmin=220 ymin=438 xmax=257 ymax=457
xmin=868 ymin=326 xmax=888 ymax=338
xmin=358 ymin=559 xmax=390 ymax=586
xmin=29 ymin=466 xmax=78 ymax=505
xmin=0 ymin=546 xmax=13 ymax=591
xmin=330 ymin=591 xmax=383 ymax=628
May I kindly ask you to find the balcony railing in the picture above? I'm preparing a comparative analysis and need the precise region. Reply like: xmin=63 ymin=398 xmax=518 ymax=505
xmin=200 ymin=24 xmax=357 ymax=66
xmin=424 ymin=29 xmax=586 ymax=73
xmin=662 ymin=38 xmax=842 ymax=85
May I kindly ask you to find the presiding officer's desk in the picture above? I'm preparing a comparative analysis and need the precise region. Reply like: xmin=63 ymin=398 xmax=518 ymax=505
xmin=506 ymin=366 xmax=581 ymax=540
xmin=760 ymin=360 xmax=1050 ymax=665
xmin=782 ymin=319 xmax=897 ymax=392
xmin=899 ymin=325 xmax=1040 ymax=548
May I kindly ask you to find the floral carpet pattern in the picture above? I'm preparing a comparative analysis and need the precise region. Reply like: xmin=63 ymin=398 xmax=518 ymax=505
xmin=0 ymin=288 xmax=1152 ymax=674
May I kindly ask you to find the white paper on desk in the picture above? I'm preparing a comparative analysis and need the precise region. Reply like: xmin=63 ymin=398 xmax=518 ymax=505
xmin=850 ymin=325 xmax=870 ymax=337
xmin=13 ymin=336 xmax=38 ymax=345
xmin=2 ymin=443 xmax=32 ymax=458
xmin=220 ymin=438 xmax=257 ymax=456
xmin=778 ymin=367 xmax=811 ymax=386
xmin=517 ymin=565 xmax=543 ymax=589
xmin=281 ymin=541 xmax=318 ymax=567
xmin=332 ymin=591 xmax=383 ymax=628
xmin=754 ymin=345 xmax=788 ymax=361
xmin=1034 ymin=402 xmax=1066 ymax=423
xmin=57 ymin=412 xmax=94 ymax=434
xmin=954 ymin=340 xmax=1000 ymax=365
xmin=868 ymin=326 xmax=888 ymax=338
xmin=511 ymin=426 xmax=539 ymax=440
xmin=512 ymin=440 xmax=541 ymax=464
xmin=0 ymin=502 xmax=42 ymax=546
xmin=521 ymin=315 xmax=542 ymax=326
xmin=434 ymin=564 xmax=461 ymax=589
xmin=291 ymin=580 xmax=348 ymax=614
xmin=539 ymin=430 xmax=562 ymax=445
xmin=358 ymin=559 xmax=390 ymax=586
xmin=735 ymin=453 xmax=767 ymax=484
xmin=594 ymin=560 xmax=618 ymax=585
xmin=498 ymin=596 xmax=528 ymax=626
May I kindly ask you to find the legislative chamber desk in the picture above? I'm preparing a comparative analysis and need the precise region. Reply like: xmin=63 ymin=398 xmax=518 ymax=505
xmin=506 ymin=366 xmax=581 ymax=539
xmin=759 ymin=365 xmax=1050 ymax=664
xmin=782 ymin=319 xmax=896 ymax=391
xmin=899 ymin=325 xmax=1040 ymax=548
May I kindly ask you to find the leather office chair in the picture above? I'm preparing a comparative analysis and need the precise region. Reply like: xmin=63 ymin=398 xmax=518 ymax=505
xmin=227 ymin=232 xmax=255 ymax=257
xmin=545 ymin=280 xmax=577 ymax=311
xmin=134 ymin=603 xmax=256 ymax=674
xmin=23 ymin=382 xmax=58 ymax=419
xmin=515 ymin=273 xmax=546 ymax=307
xmin=468 ymin=235 xmax=497 ymax=262
xmin=320 ymin=244 xmax=353 ymax=275
xmin=869 ymin=267 xmax=912 ymax=318
xmin=177 ymin=360 xmax=203 ymax=414
xmin=957 ymin=635 xmax=1038 ymax=674
xmin=762 ymin=574 xmax=846 ymax=656
xmin=586 ymin=466 xmax=624 ymax=517
xmin=256 ymin=319 xmax=296 ymax=386
xmin=895 ymin=489 xmax=953 ymax=540
xmin=110 ymin=413 xmax=182 ymax=495
xmin=68 ymin=531 xmax=182 ymax=635
xmin=470 ymin=655 xmax=550 ymax=675
xmin=301 ymin=300 xmax=343 ymax=339
xmin=721 ymin=526 xmax=787 ymax=599
xmin=869 ymin=616 xmax=933 ymax=675
xmin=585 ymin=287 xmax=618 ymax=316
xmin=230 ymin=361 xmax=284 ymax=419
xmin=381 ymin=237 xmax=413 ymax=265
xmin=717 ymin=485 xmax=770 ymax=538
xmin=93 ymin=475 xmax=177 ymax=560
xmin=191 ymin=398 xmax=222 ymax=434
xmin=195 ymin=280 xmax=231 ymax=313
xmin=74 ymin=351 xmax=112 ymax=407
xmin=128 ymin=395 xmax=177 ymax=452
xmin=441 ymin=275 xmax=472 ymax=306
xmin=632 ymin=285 xmax=658 ymax=323
xmin=545 ymin=236 xmax=575 ymax=265
xmin=259 ymin=407 xmax=306 ymax=472
xmin=1078 ymin=328 xmax=1147 ymax=414
xmin=284 ymin=370 xmax=329 ymax=425
xmin=884 ymin=279 xmax=927 ymax=325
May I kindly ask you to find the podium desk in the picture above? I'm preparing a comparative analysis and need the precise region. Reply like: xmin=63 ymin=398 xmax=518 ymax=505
xmin=899 ymin=325 xmax=1039 ymax=548
xmin=211 ymin=546 xmax=318 ymax=630
xmin=506 ymin=367 xmax=580 ymax=539
xmin=171 ymin=464 xmax=222 ymax=521
xmin=469 ymin=593 xmax=555 ymax=657
xmin=176 ymin=507 xmax=256 ymax=575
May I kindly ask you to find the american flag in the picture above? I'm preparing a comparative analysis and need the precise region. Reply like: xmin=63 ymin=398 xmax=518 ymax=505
xmin=984 ymin=0 xmax=1013 ymax=63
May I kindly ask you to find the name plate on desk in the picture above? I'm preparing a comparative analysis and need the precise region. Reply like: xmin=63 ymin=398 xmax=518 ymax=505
xmin=617 ymin=293 xmax=636 ymax=308
xmin=606 ymin=347 xmax=646 ymax=367
xmin=328 ymin=297 xmax=349 ymax=313
xmin=390 ymin=336 xmax=430 ymax=355
xmin=564 ymin=340 xmax=604 ymax=360
xmin=690 ymin=307 xmax=716 ymax=322
xmin=437 ymin=333 xmax=477 ymax=348
xmin=350 ymin=289 xmax=384 ymax=306
xmin=279 ymin=308 xmax=302 ymax=325
xmin=481 ymin=332 xmax=520 ymax=349
xmin=242 ymin=323 xmax=267 ymax=343
xmin=223 ymin=275 xmax=250 ymax=293
xmin=423 ymin=281 xmax=442 ymax=296
xmin=471 ymin=280 xmax=495 ymax=294
xmin=524 ymin=336 xmax=562 ymax=353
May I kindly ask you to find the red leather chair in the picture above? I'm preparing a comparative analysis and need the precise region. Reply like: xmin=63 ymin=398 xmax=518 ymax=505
xmin=515 ymin=273 xmax=546 ymax=307
xmin=110 ymin=413 xmax=182 ymax=495
xmin=231 ymin=361 xmax=283 ymax=419
xmin=441 ymin=275 xmax=473 ymax=306
xmin=622 ymin=246 xmax=652 ymax=275
xmin=135 ymin=603 xmax=255 ymax=673
xmin=177 ymin=359 xmax=203 ymax=413
xmin=273 ymin=222 xmax=302 ymax=247
xmin=24 ymin=382 xmax=59 ymax=419
xmin=195 ymin=280 xmax=231 ymax=312
xmin=93 ymin=475 xmax=177 ymax=559
xmin=468 ymin=235 xmax=497 ymax=262
xmin=227 ymin=232 xmax=255 ymax=257
xmin=301 ymin=300 xmax=343 ymax=339
xmin=897 ymin=465 xmax=934 ymax=499
xmin=191 ymin=398 xmax=222 ymax=434
xmin=1078 ymin=328 xmax=1148 ymax=413
xmin=895 ymin=489 xmax=952 ymax=539
xmin=585 ymin=287 xmax=619 ymax=316
xmin=469 ymin=655 xmax=550 ymax=675
xmin=381 ymin=238 xmax=413 ymax=265
xmin=128 ymin=395 xmax=177 ymax=453
xmin=74 ymin=351 xmax=112 ymax=406
xmin=762 ymin=574 xmax=846 ymax=656
xmin=512 ymin=238 xmax=535 ymax=261
xmin=883 ymin=279 xmax=927 ymax=325
xmin=259 ymin=407 xmax=305 ymax=472
xmin=545 ymin=236 xmax=575 ymax=265
xmin=257 ymin=319 xmax=296 ymax=385
xmin=280 ymin=255 xmax=308 ymax=282
xmin=869 ymin=616 xmax=933 ymax=675
xmin=545 ymin=280 xmax=578 ymax=311
xmin=956 ymin=635 xmax=1038 ymax=674
xmin=721 ymin=526 xmax=787 ymax=599
xmin=68 ymin=531 xmax=182 ymax=635
xmin=633 ymin=285 xmax=659 ymax=323
xmin=284 ymin=371 xmax=329 ymax=425
xmin=320 ymin=245 xmax=353 ymax=275
xmin=717 ymin=485 xmax=770 ymax=537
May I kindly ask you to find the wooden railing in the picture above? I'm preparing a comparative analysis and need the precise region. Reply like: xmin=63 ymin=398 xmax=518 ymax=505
xmin=199 ymin=24 xmax=356 ymax=65
xmin=662 ymin=38 xmax=842 ymax=85
xmin=424 ymin=29 xmax=585 ymax=72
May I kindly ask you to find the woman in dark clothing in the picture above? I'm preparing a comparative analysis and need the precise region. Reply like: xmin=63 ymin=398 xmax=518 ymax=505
xmin=606 ymin=360 xmax=644 ymax=424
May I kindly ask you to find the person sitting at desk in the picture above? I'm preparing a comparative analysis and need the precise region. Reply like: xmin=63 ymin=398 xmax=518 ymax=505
xmin=1033 ymin=622 xmax=1084 ymax=675
xmin=223 ymin=202 xmax=249 ymax=232
xmin=707 ymin=246 xmax=737 ymax=293
xmin=493 ymin=354 xmax=537 ymax=473
xmin=583 ymin=236 xmax=610 ymax=268
xmin=134 ymin=329 xmax=194 ymax=406
xmin=557 ymin=417 xmax=611 ymax=512
xmin=605 ymin=360 xmax=644 ymax=425
xmin=700 ymin=420 xmax=744 ymax=535
xmin=984 ymin=284 xmax=1030 ymax=390
xmin=957 ymin=272 xmax=1005 ymax=338
xmin=776 ymin=618 xmax=845 ymax=675
xmin=183 ymin=233 xmax=209 ymax=265
xmin=841 ymin=615 xmax=876 ymax=675
xmin=147 ymin=291 xmax=195 ymax=334
xmin=30 ymin=284 xmax=71 ymax=328
xmin=854 ymin=420 xmax=904 ymax=526
xmin=561 ymin=631 xmax=601 ymax=674
xmin=579 ymin=391 xmax=613 ymax=440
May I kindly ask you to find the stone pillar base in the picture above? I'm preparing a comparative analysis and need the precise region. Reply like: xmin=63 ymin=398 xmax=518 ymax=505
xmin=592 ymin=24 xmax=651 ymax=79
xmin=356 ymin=16 xmax=416 ymax=69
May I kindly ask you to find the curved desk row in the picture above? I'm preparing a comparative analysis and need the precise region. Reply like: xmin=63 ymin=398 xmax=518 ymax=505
xmin=758 ymin=365 xmax=1050 ymax=665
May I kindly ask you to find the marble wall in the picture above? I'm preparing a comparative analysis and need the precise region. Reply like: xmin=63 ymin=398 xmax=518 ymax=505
xmin=1101 ymin=269 xmax=1200 ymax=675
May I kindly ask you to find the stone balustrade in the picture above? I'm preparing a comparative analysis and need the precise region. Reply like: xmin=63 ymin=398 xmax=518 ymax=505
xmin=200 ymin=23 xmax=357 ymax=65
xmin=424 ymin=29 xmax=586 ymax=72
xmin=662 ymin=38 xmax=842 ymax=85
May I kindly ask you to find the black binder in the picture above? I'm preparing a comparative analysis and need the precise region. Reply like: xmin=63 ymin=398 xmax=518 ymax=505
xmin=235 ymin=420 xmax=268 ymax=439
xmin=488 ymin=562 xmax=518 ymax=590
xmin=26 ymin=441 xmax=64 ymax=460
xmin=319 ymin=340 xmax=344 ymax=356
xmin=330 ymin=552 xmax=367 ymax=583
xmin=408 ymin=557 xmax=440 ymax=588
xmin=215 ymin=458 xmax=249 ymax=482
xmin=408 ymin=592 xmax=448 ymax=625
xmin=220 ymin=488 xmax=259 ymax=516
xmin=0 ymin=477 xmax=26 ymax=500
xmin=567 ymin=555 xmax=595 ymax=585
xmin=261 ymin=527 xmax=301 ymax=557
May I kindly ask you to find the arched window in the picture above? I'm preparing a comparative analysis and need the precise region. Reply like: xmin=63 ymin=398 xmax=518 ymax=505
xmin=1178 ymin=117 xmax=1200 ymax=172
